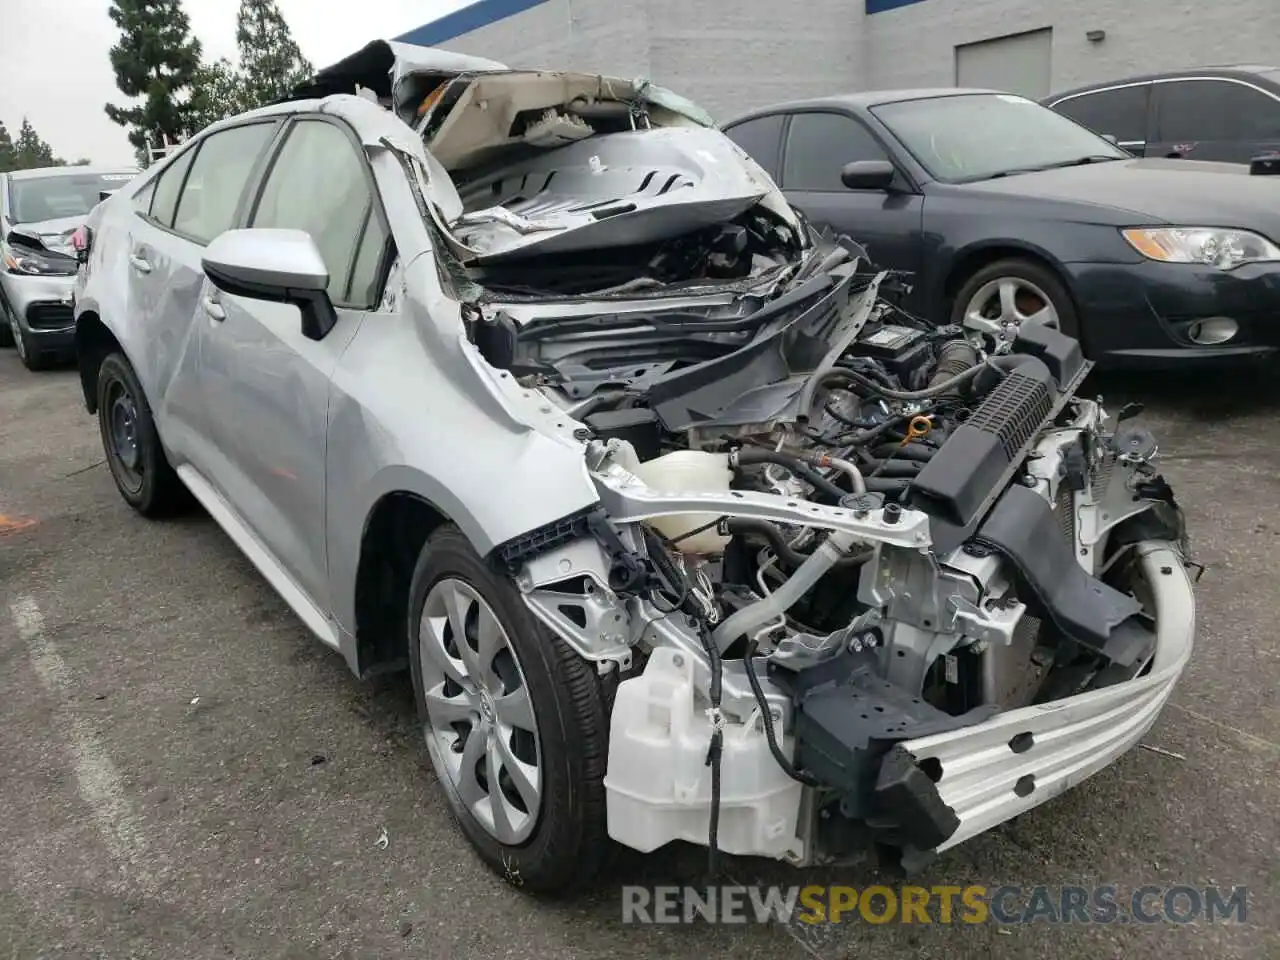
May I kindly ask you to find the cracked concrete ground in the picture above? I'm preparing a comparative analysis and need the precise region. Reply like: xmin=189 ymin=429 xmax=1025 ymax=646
xmin=1 ymin=351 xmax=1276 ymax=959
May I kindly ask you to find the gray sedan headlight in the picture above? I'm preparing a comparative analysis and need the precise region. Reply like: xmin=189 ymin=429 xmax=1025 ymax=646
xmin=1122 ymin=227 xmax=1280 ymax=269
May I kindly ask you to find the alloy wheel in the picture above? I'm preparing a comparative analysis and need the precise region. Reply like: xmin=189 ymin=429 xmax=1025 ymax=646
xmin=962 ymin=276 xmax=1059 ymax=345
xmin=418 ymin=578 xmax=542 ymax=846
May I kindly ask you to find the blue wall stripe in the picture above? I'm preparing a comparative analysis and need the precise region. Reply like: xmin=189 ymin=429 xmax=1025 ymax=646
xmin=866 ymin=0 xmax=928 ymax=13
xmin=395 ymin=0 xmax=553 ymax=45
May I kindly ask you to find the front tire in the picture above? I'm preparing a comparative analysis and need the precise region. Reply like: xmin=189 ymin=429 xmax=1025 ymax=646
xmin=950 ymin=258 xmax=1080 ymax=350
xmin=408 ymin=526 xmax=613 ymax=894
xmin=96 ymin=352 xmax=187 ymax=516
xmin=3 ymin=298 xmax=51 ymax=370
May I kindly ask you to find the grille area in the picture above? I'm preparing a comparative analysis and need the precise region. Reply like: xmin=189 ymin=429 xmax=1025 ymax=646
xmin=26 ymin=303 xmax=74 ymax=330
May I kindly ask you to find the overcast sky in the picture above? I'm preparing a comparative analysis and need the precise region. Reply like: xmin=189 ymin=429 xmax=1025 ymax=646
xmin=0 ymin=0 xmax=472 ymax=167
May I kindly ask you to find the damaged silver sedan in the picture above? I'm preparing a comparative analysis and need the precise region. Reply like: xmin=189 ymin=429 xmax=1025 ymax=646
xmin=72 ymin=40 xmax=1196 ymax=893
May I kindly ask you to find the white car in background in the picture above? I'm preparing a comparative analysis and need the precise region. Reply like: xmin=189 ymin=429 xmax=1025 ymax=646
xmin=1 ymin=165 xmax=136 ymax=369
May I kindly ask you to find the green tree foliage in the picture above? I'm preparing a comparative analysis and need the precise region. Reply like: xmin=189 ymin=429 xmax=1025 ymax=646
xmin=235 ymin=0 xmax=313 ymax=107
xmin=186 ymin=57 xmax=250 ymax=135
xmin=104 ymin=0 xmax=203 ymax=165
xmin=0 ymin=117 xmax=68 ymax=172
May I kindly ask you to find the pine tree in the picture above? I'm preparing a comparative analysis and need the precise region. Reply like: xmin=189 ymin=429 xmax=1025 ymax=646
xmin=104 ymin=0 xmax=203 ymax=165
xmin=235 ymin=0 xmax=312 ymax=108
xmin=11 ymin=118 xmax=62 ymax=170
xmin=0 ymin=121 xmax=14 ymax=173
xmin=187 ymin=57 xmax=250 ymax=135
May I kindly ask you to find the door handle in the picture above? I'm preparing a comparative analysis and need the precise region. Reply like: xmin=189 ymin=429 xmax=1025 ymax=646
xmin=202 ymin=296 xmax=226 ymax=321
xmin=128 ymin=253 xmax=151 ymax=274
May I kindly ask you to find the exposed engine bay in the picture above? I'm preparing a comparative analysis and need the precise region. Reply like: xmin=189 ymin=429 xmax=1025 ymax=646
xmin=470 ymin=242 xmax=1189 ymax=869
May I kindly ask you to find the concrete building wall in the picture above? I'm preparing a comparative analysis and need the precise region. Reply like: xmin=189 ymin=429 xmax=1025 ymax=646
xmin=865 ymin=0 xmax=1280 ymax=94
xmin=642 ymin=2 xmax=864 ymax=121
xmin=398 ymin=0 xmax=1280 ymax=121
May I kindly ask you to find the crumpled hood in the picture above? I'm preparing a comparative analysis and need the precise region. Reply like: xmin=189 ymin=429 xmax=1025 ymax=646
xmin=6 ymin=215 xmax=83 ymax=257
xmin=961 ymin=157 xmax=1280 ymax=232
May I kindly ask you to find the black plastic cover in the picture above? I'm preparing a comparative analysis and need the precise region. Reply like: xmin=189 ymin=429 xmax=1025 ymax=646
xmin=1009 ymin=324 xmax=1085 ymax=387
xmin=972 ymin=483 xmax=1142 ymax=651
xmin=584 ymin=407 xmax=662 ymax=461
xmin=908 ymin=358 xmax=1055 ymax=528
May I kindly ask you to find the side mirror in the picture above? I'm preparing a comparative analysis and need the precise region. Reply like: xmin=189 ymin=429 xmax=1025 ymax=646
xmin=202 ymin=228 xmax=336 ymax=341
xmin=1250 ymin=152 xmax=1280 ymax=176
xmin=840 ymin=159 xmax=896 ymax=191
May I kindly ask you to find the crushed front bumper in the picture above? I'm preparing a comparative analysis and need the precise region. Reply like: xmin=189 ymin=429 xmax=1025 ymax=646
xmin=899 ymin=542 xmax=1194 ymax=854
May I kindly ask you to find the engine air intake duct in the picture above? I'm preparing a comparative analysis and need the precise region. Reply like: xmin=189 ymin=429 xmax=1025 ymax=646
xmin=908 ymin=357 xmax=1055 ymax=528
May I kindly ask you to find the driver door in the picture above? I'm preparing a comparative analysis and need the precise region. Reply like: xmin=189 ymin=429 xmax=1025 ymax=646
xmin=195 ymin=116 xmax=392 ymax=614
xmin=777 ymin=111 xmax=924 ymax=278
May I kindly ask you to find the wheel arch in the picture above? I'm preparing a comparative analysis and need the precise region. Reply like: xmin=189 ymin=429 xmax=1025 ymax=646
xmin=942 ymin=240 xmax=1076 ymax=302
xmin=351 ymin=489 xmax=453 ymax=679
xmin=75 ymin=309 xmax=127 ymax=414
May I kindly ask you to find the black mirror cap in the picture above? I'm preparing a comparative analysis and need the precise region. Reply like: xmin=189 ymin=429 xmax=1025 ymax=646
xmin=841 ymin=160 xmax=896 ymax=191
xmin=202 ymin=260 xmax=337 ymax=341
xmin=1250 ymin=152 xmax=1280 ymax=176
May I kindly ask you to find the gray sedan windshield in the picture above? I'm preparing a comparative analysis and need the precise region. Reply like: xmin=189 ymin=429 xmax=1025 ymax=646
xmin=8 ymin=172 xmax=135 ymax=223
xmin=872 ymin=93 xmax=1128 ymax=183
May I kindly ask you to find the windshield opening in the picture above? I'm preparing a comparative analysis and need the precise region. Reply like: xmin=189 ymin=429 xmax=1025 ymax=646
xmin=7 ymin=172 xmax=135 ymax=224
xmin=870 ymin=93 xmax=1128 ymax=183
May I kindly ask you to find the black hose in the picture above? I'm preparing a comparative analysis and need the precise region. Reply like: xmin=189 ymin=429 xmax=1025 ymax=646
xmin=814 ymin=361 xmax=986 ymax=403
xmin=842 ymin=408 xmax=937 ymax=446
xmin=725 ymin=519 xmax=871 ymax=568
xmin=698 ymin=621 xmax=725 ymax=877
xmin=734 ymin=448 xmax=849 ymax=501
xmin=743 ymin=639 xmax=821 ymax=787
xmin=859 ymin=459 xmax=922 ymax=478
xmin=871 ymin=442 xmax=936 ymax=463
xmin=928 ymin=339 xmax=979 ymax=401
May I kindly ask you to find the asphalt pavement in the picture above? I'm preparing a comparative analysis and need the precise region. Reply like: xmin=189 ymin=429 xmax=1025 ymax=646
xmin=1 ymin=351 xmax=1276 ymax=959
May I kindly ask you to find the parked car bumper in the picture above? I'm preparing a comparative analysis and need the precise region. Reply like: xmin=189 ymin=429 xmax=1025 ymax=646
xmin=900 ymin=543 xmax=1194 ymax=854
xmin=0 ymin=270 xmax=78 ymax=354
xmin=1067 ymin=259 xmax=1280 ymax=367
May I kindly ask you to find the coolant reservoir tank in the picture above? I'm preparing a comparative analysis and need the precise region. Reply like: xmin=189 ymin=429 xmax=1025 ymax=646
xmin=630 ymin=450 xmax=733 ymax=555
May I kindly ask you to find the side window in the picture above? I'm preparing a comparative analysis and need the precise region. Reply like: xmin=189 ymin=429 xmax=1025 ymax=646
xmin=1155 ymin=79 xmax=1280 ymax=141
xmin=782 ymin=113 xmax=890 ymax=191
xmin=172 ymin=123 xmax=276 ymax=244
xmin=133 ymin=178 xmax=157 ymax=212
xmin=723 ymin=115 xmax=785 ymax=178
xmin=249 ymin=119 xmax=388 ymax=308
xmin=148 ymin=147 xmax=197 ymax=227
xmin=1054 ymin=85 xmax=1151 ymax=144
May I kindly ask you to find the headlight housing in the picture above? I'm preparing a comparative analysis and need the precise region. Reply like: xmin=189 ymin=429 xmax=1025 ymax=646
xmin=1121 ymin=227 xmax=1280 ymax=269
xmin=0 ymin=242 xmax=78 ymax=277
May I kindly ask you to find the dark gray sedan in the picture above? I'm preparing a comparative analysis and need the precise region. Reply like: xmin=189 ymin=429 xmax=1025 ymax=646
xmin=723 ymin=88 xmax=1280 ymax=367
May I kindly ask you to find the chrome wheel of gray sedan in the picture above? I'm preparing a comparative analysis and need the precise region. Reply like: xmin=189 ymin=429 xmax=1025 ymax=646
xmin=962 ymin=276 xmax=1059 ymax=344
xmin=418 ymin=577 xmax=542 ymax=845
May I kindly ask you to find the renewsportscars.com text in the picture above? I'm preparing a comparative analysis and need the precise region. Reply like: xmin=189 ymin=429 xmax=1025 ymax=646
xmin=621 ymin=884 xmax=1250 ymax=925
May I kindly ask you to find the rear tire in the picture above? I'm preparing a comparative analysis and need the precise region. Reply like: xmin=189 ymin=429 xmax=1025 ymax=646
xmin=408 ymin=525 xmax=614 ymax=895
xmin=96 ymin=352 xmax=187 ymax=517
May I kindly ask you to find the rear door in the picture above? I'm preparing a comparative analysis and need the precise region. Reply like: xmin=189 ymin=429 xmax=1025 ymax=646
xmin=127 ymin=121 xmax=281 ymax=468
xmin=195 ymin=115 xmax=393 ymax=612
xmin=1148 ymin=78 xmax=1280 ymax=162
xmin=777 ymin=110 xmax=924 ymax=276
xmin=1050 ymin=82 xmax=1153 ymax=155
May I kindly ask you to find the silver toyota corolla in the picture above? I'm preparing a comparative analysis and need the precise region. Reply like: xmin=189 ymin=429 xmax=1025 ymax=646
xmin=1 ymin=165 xmax=136 ymax=369
xmin=73 ymin=39 xmax=1197 ymax=893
